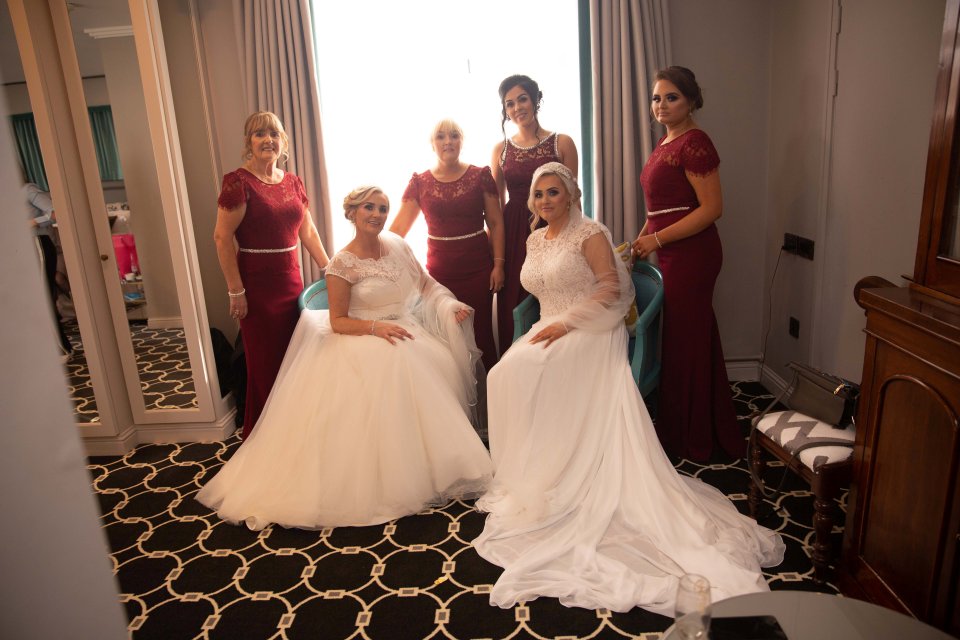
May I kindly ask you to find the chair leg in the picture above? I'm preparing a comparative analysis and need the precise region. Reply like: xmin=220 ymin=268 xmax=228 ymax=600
xmin=811 ymin=479 xmax=837 ymax=584
xmin=747 ymin=441 xmax=766 ymax=519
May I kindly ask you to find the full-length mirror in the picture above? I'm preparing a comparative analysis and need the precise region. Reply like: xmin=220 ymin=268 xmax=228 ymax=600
xmin=4 ymin=0 xmax=226 ymax=439
xmin=65 ymin=0 xmax=198 ymax=413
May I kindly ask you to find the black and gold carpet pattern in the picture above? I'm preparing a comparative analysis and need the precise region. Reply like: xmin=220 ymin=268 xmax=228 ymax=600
xmin=88 ymin=381 xmax=841 ymax=639
xmin=64 ymin=319 xmax=197 ymax=422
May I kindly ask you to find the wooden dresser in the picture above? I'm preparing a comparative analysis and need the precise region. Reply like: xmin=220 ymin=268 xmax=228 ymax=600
xmin=839 ymin=285 xmax=960 ymax=634
xmin=838 ymin=2 xmax=960 ymax=633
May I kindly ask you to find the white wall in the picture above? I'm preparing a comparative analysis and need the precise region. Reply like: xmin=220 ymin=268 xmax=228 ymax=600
xmin=818 ymin=0 xmax=944 ymax=380
xmin=670 ymin=0 xmax=946 ymax=383
xmin=668 ymin=0 xmax=772 ymax=366
xmin=763 ymin=0 xmax=835 ymax=379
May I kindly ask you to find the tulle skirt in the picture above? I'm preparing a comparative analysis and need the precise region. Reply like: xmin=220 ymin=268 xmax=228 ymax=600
xmin=474 ymin=319 xmax=784 ymax=615
xmin=197 ymin=310 xmax=492 ymax=530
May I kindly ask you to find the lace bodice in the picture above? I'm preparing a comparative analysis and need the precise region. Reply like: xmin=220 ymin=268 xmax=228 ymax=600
xmin=520 ymin=220 xmax=604 ymax=318
xmin=501 ymin=133 xmax=561 ymax=199
xmin=217 ymin=168 xmax=308 ymax=250
xmin=326 ymin=247 xmax=416 ymax=321
xmin=402 ymin=166 xmax=497 ymax=237
xmin=639 ymin=129 xmax=719 ymax=213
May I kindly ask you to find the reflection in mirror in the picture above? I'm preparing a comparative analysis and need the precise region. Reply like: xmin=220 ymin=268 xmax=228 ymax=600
xmin=67 ymin=0 xmax=198 ymax=411
xmin=1 ymin=2 xmax=100 ymax=422
xmin=56 ymin=0 xmax=197 ymax=410
xmin=942 ymin=156 xmax=960 ymax=260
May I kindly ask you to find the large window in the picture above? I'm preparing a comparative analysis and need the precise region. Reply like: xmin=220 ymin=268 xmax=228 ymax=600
xmin=312 ymin=0 xmax=581 ymax=256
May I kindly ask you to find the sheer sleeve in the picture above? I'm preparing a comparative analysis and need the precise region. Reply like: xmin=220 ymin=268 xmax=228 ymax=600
xmin=385 ymin=233 xmax=483 ymax=416
xmin=680 ymin=130 xmax=720 ymax=177
xmin=217 ymin=171 xmax=247 ymax=210
xmin=294 ymin=174 xmax=310 ymax=208
xmin=479 ymin=166 xmax=497 ymax=196
xmin=557 ymin=225 xmax=634 ymax=334
xmin=401 ymin=172 xmax=421 ymax=203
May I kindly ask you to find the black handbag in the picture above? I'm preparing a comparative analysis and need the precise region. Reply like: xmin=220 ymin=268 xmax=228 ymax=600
xmin=779 ymin=361 xmax=860 ymax=428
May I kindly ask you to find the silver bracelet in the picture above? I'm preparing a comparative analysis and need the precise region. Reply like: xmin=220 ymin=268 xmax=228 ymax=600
xmin=653 ymin=232 xmax=664 ymax=249
xmin=228 ymin=288 xmax=246 ymax=298
xmin=370 ymin=320 xmax=376 ymax=335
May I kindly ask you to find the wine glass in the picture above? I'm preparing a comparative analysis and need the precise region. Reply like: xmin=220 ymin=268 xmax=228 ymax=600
xmin=674 ymin=573 xmax=711 ymax=639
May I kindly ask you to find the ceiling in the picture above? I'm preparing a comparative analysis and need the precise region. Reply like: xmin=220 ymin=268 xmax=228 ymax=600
xmin=2 ymin=0 xmax=132 ymax=85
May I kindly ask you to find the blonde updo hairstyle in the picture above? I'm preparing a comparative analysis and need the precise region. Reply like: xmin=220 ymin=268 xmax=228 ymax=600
xmin=527 ymin=162 xmax=581 ymax=231
xmin=242 ymin=111 xmax=290 ymax=164
xmin=343 ymin=185 xmax=389 ymax=223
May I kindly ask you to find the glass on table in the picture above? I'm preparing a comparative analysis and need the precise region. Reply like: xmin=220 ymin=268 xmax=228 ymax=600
xmin=675 ymin=573 xmax=712 ymax=639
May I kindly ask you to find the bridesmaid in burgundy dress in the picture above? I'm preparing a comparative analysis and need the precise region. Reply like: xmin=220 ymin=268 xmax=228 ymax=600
xmin=632 ymin=67 xmax=743 ymax=462
xmin=391 ymin=119 xmax=505 ymax=371
xmin=214 ymin=111 xmax=329 ymax=439
xmin=491 ymin=75 xmax=578 ymax=347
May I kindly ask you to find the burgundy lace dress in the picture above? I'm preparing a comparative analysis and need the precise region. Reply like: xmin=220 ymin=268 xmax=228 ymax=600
xmin=639 ymin=129 xmax=743 ymax=461
xmin=218 ymin=168 xmax=307 ymax=439
xmin=497 ymin=133 xmax=562 ymax=345
xmin=403 ymin=165 xmax=499 ymax=370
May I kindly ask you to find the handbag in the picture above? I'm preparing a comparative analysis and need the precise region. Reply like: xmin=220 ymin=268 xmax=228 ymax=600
xmin=780 ymin=361 xmax=859 ymax=428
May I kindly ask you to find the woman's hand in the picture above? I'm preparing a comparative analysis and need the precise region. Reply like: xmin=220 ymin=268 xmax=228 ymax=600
xmin=229 ymin=292 xmax=248 ymax=321
xmin=454 ymin=307 xmax=472 ymax=324
xmin=372 ymin=321 xmax=414 ymax=345
xmin=631 ymin=233 xmax=660 ymax=260
xmin=529 ymin=321 xmax=569 ymax=348
xmin=490 ymin=263 xmax=505 ymax=292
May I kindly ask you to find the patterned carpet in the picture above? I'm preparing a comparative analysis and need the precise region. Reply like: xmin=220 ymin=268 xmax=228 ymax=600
xmin=86 ymin=381 xmax=842 ymax=639
xmin=63 ymin=319 xmax=197 ymax=422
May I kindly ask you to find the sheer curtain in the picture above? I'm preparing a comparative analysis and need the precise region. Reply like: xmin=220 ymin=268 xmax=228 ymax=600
xmin=236 ymin=0 xmax=333 ymax=282
xmin=589 ymin=0 xmax=670 ymax=244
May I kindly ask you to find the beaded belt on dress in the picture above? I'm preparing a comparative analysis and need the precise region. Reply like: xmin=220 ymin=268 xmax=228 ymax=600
xmin=427 ymin=229 xmax=485 ymax=241
xmin=646 ymin=206 xmax=691 ymax=217
xmin=238 ymin=245 xmax=297 ymax=253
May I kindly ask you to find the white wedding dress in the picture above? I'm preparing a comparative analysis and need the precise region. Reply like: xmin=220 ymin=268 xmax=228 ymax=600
xmin=473 ymin=216 xmax=784 ymax=616
xmin=197 ymin=232 xmax=492 ymax=530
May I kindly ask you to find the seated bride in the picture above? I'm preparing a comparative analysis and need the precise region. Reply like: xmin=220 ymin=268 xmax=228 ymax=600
xmin=196 ymin=185 xmax=492 ymax=530
xmin=473 ymin=163 xmax=784 ymax=615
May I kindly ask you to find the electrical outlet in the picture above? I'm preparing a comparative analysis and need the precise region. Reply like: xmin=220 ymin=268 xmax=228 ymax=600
xmin=797 ymin=236 xmax=815 ymax=260
xmin=789 ymin=316 xmax=800 ymax=338
xmin=783 ymin=233 xmax=799 ymax=253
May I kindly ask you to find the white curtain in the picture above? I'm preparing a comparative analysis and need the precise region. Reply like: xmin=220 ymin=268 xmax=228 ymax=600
xmin=236 ymin=0 xmax=332 ymax=282
xmin=590 ymin=0 xmax=671 ymax=243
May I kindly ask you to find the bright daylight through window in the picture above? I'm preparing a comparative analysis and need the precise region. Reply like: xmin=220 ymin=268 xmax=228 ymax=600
xmin=311 ymin=0 xmax=581 ymax=258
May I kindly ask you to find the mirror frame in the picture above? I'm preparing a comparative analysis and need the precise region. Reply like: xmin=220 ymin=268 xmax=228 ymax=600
xmin=915 ymin=0 xmax=960 ymax=300
xmin=9 ymin=0 xmax=231 ymax=449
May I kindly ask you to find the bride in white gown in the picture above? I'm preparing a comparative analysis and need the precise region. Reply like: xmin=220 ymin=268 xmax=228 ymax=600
xmin=473 ymin=163 xmax=784 ymax=615
xmin=197 ymin=186 xmax=492 ymax=530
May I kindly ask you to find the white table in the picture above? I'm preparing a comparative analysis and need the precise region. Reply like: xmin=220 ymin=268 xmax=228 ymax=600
xmin=661 ymin=591 xmax=955 ymax=639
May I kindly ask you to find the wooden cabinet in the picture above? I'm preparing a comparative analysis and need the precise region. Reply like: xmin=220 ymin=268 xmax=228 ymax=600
xmin=839 ymin=1 xmax=960 ymax=633
xmin=839 ymin=286 xmax=960 ymax=634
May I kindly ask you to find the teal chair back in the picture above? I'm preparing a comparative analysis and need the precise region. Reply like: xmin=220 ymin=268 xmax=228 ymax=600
xmin=510 ymin=261 xmax=663 ymax=399
xmin=511 ymin=294 xmax=541 ymax=344
xmin=629 ymin=262 xmax=663 ymax=398
xmin=298 ymin=279 xmax=329 ymax=311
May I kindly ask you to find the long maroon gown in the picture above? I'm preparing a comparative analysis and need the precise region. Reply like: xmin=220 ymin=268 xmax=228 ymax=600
xmin=639 ymin=129 xmax=743 ymax=462
xmin=218 ymin=168 xmax=307 ymax=439
xmin=403 ymin=165 xmax=498 ymax=371
xmin=497 ymin=133 xmax=561 ymax=347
